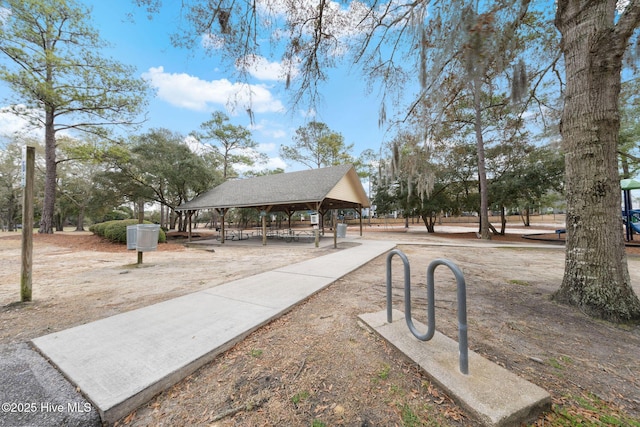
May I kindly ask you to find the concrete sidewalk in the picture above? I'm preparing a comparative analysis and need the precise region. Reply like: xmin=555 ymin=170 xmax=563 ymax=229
xmin=32 ymin=239 xmax=395 ymax=425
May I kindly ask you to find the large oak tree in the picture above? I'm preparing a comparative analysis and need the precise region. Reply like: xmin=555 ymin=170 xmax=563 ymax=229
xmin=552 ymin=0 xmax=640 ymax=321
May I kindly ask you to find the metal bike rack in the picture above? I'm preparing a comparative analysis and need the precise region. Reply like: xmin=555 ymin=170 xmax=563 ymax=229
xmin=386 ymin=249 xmax=469 ymax=375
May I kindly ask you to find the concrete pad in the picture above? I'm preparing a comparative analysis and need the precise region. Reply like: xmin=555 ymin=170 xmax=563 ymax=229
xmin=359 ymin=310 xmax=551 ymax=427
xmin=32 ymin=239 xmax=396 ymax=425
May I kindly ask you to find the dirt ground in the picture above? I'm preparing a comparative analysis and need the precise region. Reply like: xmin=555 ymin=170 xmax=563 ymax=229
xmin=1 ymin=227 xmax=639 ymax=426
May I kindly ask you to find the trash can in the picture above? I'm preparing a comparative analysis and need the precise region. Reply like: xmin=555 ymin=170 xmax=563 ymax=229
xmin=126 ymin=225 xmax=137 ymax=250
xmin=136 ymin=224 xmax=160 ymax=252
xmin=337 ymin=223 xmax=347 ymax=238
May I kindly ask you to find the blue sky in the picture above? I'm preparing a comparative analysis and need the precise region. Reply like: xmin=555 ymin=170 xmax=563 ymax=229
xmin=0 ymin=0 xmax=392 ymax=173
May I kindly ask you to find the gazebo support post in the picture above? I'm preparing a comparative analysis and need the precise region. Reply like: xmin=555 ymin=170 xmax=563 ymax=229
xmin=318 ymin=209 xmax=327 ymax=236
xmin=358 ymin=206 xmax=363 ymax=236
xmin=315 ymin=202 xmax=320 ymax=248
xmin=262 ymin=212 xmax=267 ymax=246
xmin=220 ymin=208 xmax=226 ymax=244
xmin=331 ymin=209 xmax=338 ymax=249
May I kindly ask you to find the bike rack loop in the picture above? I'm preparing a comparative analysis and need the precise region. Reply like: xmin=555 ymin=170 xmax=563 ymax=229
xmin=385 ymin=249 xmax=469 ymax=375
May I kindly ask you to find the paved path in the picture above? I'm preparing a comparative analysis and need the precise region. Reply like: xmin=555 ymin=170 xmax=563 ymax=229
xmin=32 ymin=239 xmax=395 ymax=425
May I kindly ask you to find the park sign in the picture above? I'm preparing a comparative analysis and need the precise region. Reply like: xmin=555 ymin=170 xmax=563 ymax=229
xmin=21 ymin=145 xmax=26 ymax=188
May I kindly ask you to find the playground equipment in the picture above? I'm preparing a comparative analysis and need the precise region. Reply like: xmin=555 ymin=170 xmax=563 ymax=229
xmin=623 ymin=209 xmax=640 ymax=234
xmin=622 ymin=178 xmax=640 ymax=241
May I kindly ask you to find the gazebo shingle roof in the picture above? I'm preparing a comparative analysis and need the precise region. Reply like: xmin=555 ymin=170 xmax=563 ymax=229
xmin=176 ymin=164 xmax=370 ymax=213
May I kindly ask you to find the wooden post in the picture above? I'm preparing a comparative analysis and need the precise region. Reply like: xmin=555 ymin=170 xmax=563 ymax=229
xmin=333 ymin=210 xmax=337 ymax=249
xmin=220 ymin=208 xmax=226 ymax=244
xmin=20 ymin=146 xmax=35 ymax=302
xmin=262 ymin=212 xmax=267 ymax=246
xmin=314 ymin=202 xmax=320 ymax=248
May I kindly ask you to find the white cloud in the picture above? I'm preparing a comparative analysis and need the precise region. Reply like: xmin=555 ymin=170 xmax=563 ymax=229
xmin=257 ymin=0 xmax=375 ymax=48
xmin=258 ymin=141 xmax=279 ymax=152
xmin=142 ymin=66 xmax=286 ymax=115
xmin=263 ymin=156 xmax=287 ymax=171
xmin=617 ymin=0 xmax=630 ymax=13
xmin=201 ymin=33 xmax=225 ymax=50
xmin=249 ymin=119 xmax=288 ymax=139
xmin=234 ymin=156 xmax=287 ymax=174
xmin=236 ymin=54 xmax=300 ymax=82
xmin=267 ymin=129 xmax=287 ymax=139
xmin=0 ymin=7 xmax=10 ymax=25
xmin=299 ymin=108 xmax=316 ymax=119
xmin=183 ymin=134 xmax=212 ymax=155
xmin=0 ymin=105 xmax=44 ymax=139
xmin=198 ymin=0 xmax=375 ymax=66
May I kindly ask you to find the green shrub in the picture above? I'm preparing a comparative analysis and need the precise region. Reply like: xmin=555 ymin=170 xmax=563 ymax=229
xmin=90 ymin=219 xmax=166 ymax=244
xmin=89 ymin=221 xmax=110 ymax=236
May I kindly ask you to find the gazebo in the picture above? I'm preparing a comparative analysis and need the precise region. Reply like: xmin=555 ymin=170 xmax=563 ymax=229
xmin=175 ymin=164 xmax=370 ymax=245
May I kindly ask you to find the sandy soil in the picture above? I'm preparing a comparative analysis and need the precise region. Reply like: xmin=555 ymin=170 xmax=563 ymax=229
xmin=1 ymin=227 xmax=639 ymax=426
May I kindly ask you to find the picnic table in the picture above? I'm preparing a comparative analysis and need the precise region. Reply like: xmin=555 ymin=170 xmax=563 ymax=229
xmin=216 ymin=229 xmax=252 ymax=241
xmin=253 ymin=228 xmax=316 ymax=242
xmin=278 ymin=229 xmax=316 ymax=242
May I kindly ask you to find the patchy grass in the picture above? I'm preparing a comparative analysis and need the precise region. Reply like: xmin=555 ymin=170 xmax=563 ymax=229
xmin=400 ymin=403 xmax=421 ymax=426
xmin=290 ymin=390 xmax=311 ymax=406
xmin=547 ymin=355 xmax=574 ymax=370
xmin=533 ymin=393 xmax=640 ymax=427
xmin=376 ymin=363 xmax=391 ymax=380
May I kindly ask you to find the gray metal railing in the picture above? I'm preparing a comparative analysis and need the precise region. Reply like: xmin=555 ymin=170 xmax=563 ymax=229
xmin=385 ymin=249 xmax=469 ymax=375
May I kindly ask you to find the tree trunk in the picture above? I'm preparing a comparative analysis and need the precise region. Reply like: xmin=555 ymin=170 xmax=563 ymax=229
xmin=178 ymin=211 xmax=186 ymax=232
xmin=6 ymin=192 xmax=16 ymax=232
xmin=519 ymin=206 xmax=531 ymax=227
xmin=554 ymin=0 xmax=640 ymax=322
xmin=55 ymin=211 xmax=64 ymax=231
xmin=420 ymin=213 xmax=435 ymax=233
xmin=39 ymin=112 xmax=56 ymax=234
xmin=472 ymin=74 xmax=491 ymax=240
xmin=170 ymin=209 xmax=178 ymax=230
xmin=75 ymin=207 xmax=85 ymax=231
